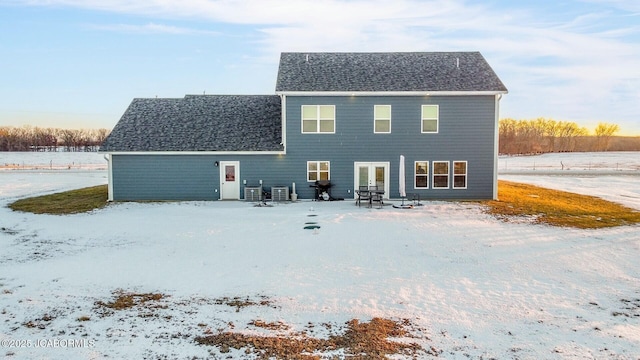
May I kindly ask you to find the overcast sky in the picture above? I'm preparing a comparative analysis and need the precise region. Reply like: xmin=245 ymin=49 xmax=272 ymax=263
xmin=1 ymin=0 xmax=639 ymax=135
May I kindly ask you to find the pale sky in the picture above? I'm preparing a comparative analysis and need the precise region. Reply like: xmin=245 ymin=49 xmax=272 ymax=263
xmin=1 ymin=0 xmax=639 ymax=135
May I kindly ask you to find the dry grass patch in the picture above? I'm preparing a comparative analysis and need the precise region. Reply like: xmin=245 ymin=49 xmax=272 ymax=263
xmin=196 ymin=317 xmax=426 ymax=359
xmin=9 ymin=185 xmax=108 ymax=215
xmin=213 ymin=295 xmax=276 ymax=312
xmin=250 ymin=319 xmax=291 ymax=331
xmin=485 ymin=180 xmax=640 ymax=229
xmin=95 ymin=290 xmax=168 ymax=312
xmin=23 ymin=313 xmax=56 ymax=329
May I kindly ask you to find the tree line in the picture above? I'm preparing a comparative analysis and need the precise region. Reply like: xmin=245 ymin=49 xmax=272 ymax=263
xmin=499 ymin=118 xmax=638 ymax=155
xmin=0 ymin=126 xmax=110 ymax=152
xmin=2 ymin=120 xmax=637 ymax=154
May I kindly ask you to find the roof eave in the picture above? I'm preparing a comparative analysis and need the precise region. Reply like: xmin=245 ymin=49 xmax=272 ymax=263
xmin=98 ymin=150 xmax=286 ymax=155
xmin=275 ymin=90 xmax=508 ymax=96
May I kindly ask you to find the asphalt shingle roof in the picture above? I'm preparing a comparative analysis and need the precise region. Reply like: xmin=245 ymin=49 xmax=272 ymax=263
xmin=275 ymin=52 xmax=507 ymax=93
xmin=103 ymin=52 xmax=506 ymax=152
xmin=100 ymin=95 xmax=283 ymax=152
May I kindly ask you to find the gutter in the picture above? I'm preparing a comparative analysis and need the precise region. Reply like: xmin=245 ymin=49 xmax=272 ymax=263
xmin=275 ymin=90 xmax=508 ymax=97
xmin=493 ymin=94 xmax=503 ymax=201
xmin=103 ymin=154 xmax=114 ymax=202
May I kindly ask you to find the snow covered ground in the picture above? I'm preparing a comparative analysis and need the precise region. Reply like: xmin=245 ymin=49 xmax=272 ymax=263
xmin=499 ymin=152 xmax=640 ymax=210
xmin=0 ymin=152 xmax=639 ymax=359
xmin=0 ymin=152 xmax=107 ymax=171
xmin=499 ymin=151 xmax=640 ymax=175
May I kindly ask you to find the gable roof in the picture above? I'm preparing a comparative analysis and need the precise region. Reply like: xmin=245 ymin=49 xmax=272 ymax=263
xmin=275 ymin=52 xmax=507 ymax=93
xmin=100 ymin=95 xmax=283 ymax=152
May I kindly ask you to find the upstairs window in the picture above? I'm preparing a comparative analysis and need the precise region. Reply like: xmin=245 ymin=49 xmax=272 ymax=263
xmin=415 ymin=161 xmax=429 ymax=189
xmin=432 ymin=161 xmax=449 ymax=188
xmin=374 ymin=105 xmax=391 ymax=133
xmin=453 ymin=161 xmax=467 ymax=189
xmin=421 ymin=105 xmax=439 ymax=133
xmin=302 ymin=105 xmax=335 ymax=133
xmin=307 ymin=161 xmax=330 ymax=182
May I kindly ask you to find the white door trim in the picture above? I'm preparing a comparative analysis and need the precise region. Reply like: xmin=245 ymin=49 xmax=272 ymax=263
xmin=353 ymin=162 xmax=390 ymax=199
xmin=219 ymin=161 xmax=240 ymax=200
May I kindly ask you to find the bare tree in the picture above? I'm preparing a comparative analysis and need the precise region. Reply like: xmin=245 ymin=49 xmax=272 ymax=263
xmin=1 ymin=126 xmax=111 ymax=152
xmin=556 ymin=121 xmax=584 ymax=152
xmin=94 ymin=128 xmax=110 ymax=148
xmin=594 ymin=122 xmax=620 ymax=151
xmin=499 ymin=118 xmax=601 ymax=155
xmin=498 ymin=118 xmax=518 ymax=154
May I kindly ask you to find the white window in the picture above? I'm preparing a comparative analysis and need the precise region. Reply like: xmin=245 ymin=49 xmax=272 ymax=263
xmin=302 ymin=105 xmax=335 ymax=133
xmin=374 ymin=105 xmax=391 ymax=133
xmin=453 ymin=161 xmax=467 ymax=189
xmin=432 ymin=161 xmax=449 ymax=188
xmin=307 ymin=161 xmax=330 ymax=182
xmin=414 ymin=161 xmax=429 ymax=189
xmin=421 ymin=105 xmax=439 ymax=133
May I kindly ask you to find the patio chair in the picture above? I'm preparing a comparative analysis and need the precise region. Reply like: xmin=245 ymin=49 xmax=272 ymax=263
xmin=411 ymin=193 xmax=423 ymax=206
xmin=369 ymin=185 xmax=383 ymax=208
xmin=357 ymin=186 xmax=371 ymax=207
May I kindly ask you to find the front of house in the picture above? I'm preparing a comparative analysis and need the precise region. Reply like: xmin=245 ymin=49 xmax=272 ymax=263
xmin=100 ymin=52 xmax=507 ymax=201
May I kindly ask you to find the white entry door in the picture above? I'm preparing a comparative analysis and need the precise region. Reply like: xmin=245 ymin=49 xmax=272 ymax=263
xmin=354 ymin=162 xmax=390 ymax=199
xmin=219 ymin=161 xmax=240 ymax=200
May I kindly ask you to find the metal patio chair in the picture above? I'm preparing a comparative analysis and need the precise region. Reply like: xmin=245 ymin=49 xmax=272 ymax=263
xmin=357 ymin=186 xmax=371 ymax=207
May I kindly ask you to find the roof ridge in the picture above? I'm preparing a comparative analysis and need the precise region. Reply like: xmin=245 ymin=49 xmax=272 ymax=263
xmin=276 ymin=51 xmax=507 ymax=93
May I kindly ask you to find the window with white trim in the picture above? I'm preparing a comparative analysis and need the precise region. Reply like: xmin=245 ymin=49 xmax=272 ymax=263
xmin=374 ymin=105 xmax=391 ymax=133
xmin=307 ymin=161 xmax=330 ymax=182
xmin=302 ymin=105 xmax=335 ymax=133
xmin=415 ymin=161 xmax=429 ymax=189
xmin=453 ymin=161 xmax=467 ymax=189
xmin=421 ymin=105 xmax=439 ymax=133
xmin=432 ymin=161 xmax=449 ymax=188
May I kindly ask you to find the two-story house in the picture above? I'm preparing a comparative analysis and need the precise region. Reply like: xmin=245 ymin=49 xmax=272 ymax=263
xmin=100 ymin=52 xmax=507 ymax=202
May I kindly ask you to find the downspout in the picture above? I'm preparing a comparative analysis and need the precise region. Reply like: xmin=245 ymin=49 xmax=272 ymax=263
xmin=280 ymin=94 xmax=287 ymax=153
xmin=103 ymin=154 xmax=114 ymax=202
xmin=493 ymin=94 xmax=502 ymax=200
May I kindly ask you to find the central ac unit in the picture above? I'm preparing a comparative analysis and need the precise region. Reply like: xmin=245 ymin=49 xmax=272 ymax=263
xmin=271 ymin=186 xmax=289 ymax=202
xmin=244 ymin=186 xmax=262 ymax=201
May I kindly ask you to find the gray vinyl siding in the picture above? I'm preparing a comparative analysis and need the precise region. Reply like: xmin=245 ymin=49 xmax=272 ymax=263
xmin=284 ymin=95 xmax=497 ymax=200
xmin=110 ymin=154 xmax=296 ymax=201
xmin=111 ymin=155 xmax=215 ymax=200
xmin=110 ymin=94 xmax=498 ymax=201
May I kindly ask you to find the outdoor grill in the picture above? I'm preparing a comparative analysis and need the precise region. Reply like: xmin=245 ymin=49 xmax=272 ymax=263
xmin=310 ymin=180 xmax=332 ymax=200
